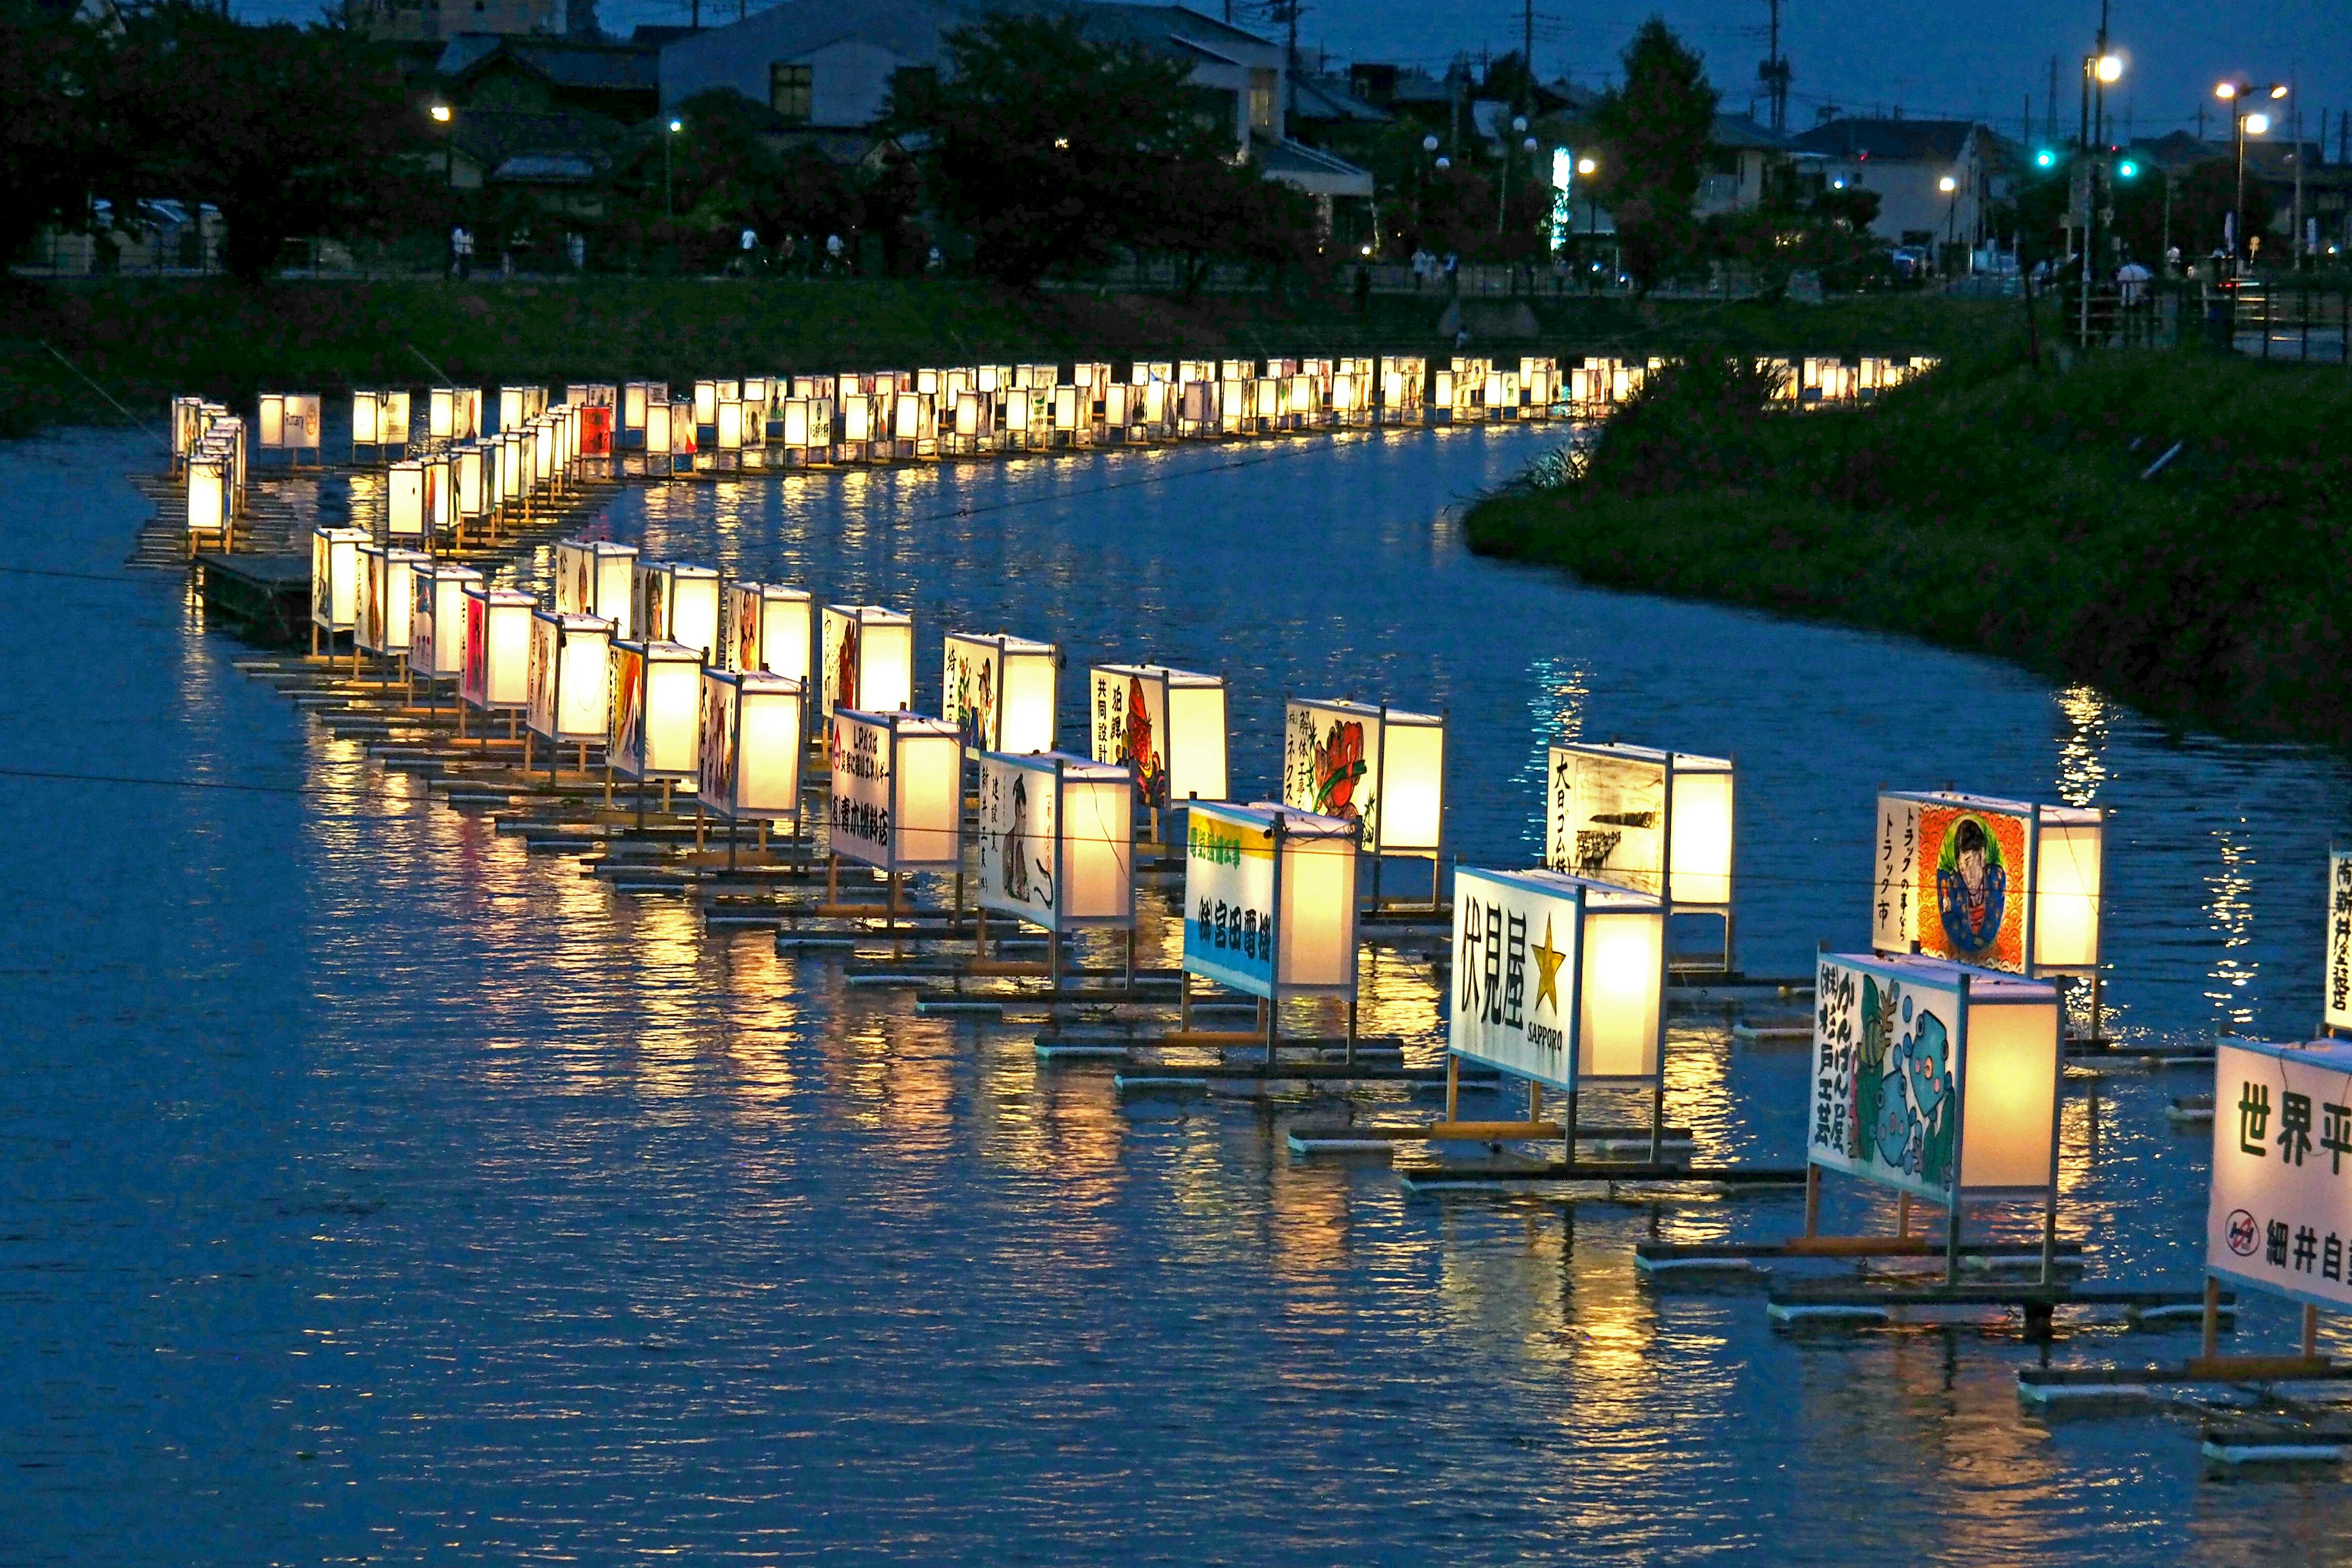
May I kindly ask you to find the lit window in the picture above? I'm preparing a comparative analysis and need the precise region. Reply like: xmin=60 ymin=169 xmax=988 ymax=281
xmin=770 ymin=62 xmax=812 ymax=124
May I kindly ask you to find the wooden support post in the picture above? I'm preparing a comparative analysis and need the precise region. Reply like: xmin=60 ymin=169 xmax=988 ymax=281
xmin=826 ymin=852 xmax=839 ymax=906
xmin=1803 ymin=1164 xmax=1822 ymax=1240
xmin=2201 ymin=1276 xmax=2221 ymax=1361
xmin=2305 ymin=1302 xmax=2321 ymax=1360
xmin=1444 ymin=1054 xmax=1459 ymax=1122
xmin=1898 ymin=1193 xmax=1912 ymax=1240
xmin=1179 ymin=968 xmax=1192 ymax=1033
xmin=1123 ymin=925 xmax=1136 ymax=990
xmin=1650 ymin=1072 xmax=1667 ymax=1166
xmin=1564 ymin=1087 xmax=1579 ymax=1165
xmin=695 ymin=798 xmax=706 ymax=851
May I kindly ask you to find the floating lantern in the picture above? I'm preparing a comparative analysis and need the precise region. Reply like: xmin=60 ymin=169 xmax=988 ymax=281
xmin=460 ymin=584 xmax=535 ymax=713
xmin=976 ymin=751 xmax=1134 ymax=930
xmin=944 ymin=633 xmax=1058 ymax=754
xmin=1088 ymin=664 xmax=1227 ymax=815
xmin=1809 ymin=952 xmax=2062 ymax=1204
xmin=453 ymin=445 xmax=485 ymax=527
xmin=608 ymin=639 xmax=703 ymax=782
xmin=622 ymin=381 xmax=656 ymax=434
xmin=309 ymin=526 xmax=367 ymax=644
xmin=699 ymin=670 xmax=805 ymax=826
xmin=726 ymin=582 xmax=812 ymax=679
xmin=429 ymin=387 xmax=455 ymax=441
xmin=355 ymin=543 xmax=429 ymax=657
xmin=257 ymin=393 xmax=320 ymax=458
xmin=1449 ymin=867 xmax=1667 ymax=1091
xmin=408 ymin=562 xmax=481 ymax=682
xmin=387 ymin=459 xmax=426 ymax=540
xmin=1182 ymin=802 xmax=1359 ymax=1022
xmin=631 ymin=562 xmax=721 ymax=662
xmin=1547 ymin=743 xmax=1736 ymax=912
xmin=2207 ymin=1037 xmax=2352 ymax=1340
xmin=423 ymin=452 xmax=451 ymax=538
xmin=827 ymin=709 xmax=963 ymax=872
xmin=1282 ymin=699 xmax=1446 ymax=862
xmin=526 ymin=609 xmax=612 ymax=748
xmin=646 ymin=400 xmax=676 ymax=461
xmin=1872 ymin=791 xmax=2104 ymax=976
xmin=555 ymin=539 xmax=638 ymax=636
xmin=186 ymin=452 xmax=228 ymax=547
xmin=821 ymin=605 xmax=914 ymax=719
xmin=694 ymin=379 xmax=718 ymax=429
xmin=2326 ymin=853 xmax=2352 ymax=1034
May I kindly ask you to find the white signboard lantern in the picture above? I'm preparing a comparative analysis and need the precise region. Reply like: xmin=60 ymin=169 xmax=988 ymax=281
xmin=186 ymin=453 xmax=229 ymax=546
xmin=1088 ymin=663 xmax=1227 ymax=815
xmin=1872 ymin=791 xmax=2104 ymax=976
xmin=826 ymin=709 xmax=963 ymax=873
xmin=1449 ymin=867 xmax=1666 ymax=1093
xmin=1182 ymin=801 xmax=1359 ymax=1005
xmin=526 ymin=611 xmax=613 ymax=747
xmin=257 ymin=393 xmax=320 ymax=456
xmin=821 ymin=605 xmax=914 ymax=720
xmin=2327 ymin=853 xmax=2352 ymax=1035
xmin=460 ymin=585 xmax=535 ymax=713
xmin=409 ymin=562 xmax=481 ymax=682
xmin=726 ymin=582 xmax=812 ymax=680
xmin=1282 ymin=698 xmax=1446 ymax=859
xmin=699 ymin=670 xmax=805 ymax=826
xmin=387 ymin=460 xmax=426 ymax=541
xmin=1808 ymin=952 xmax=2062 ymax=1206
xmin=976 ymin=752 xmax=1134 ymax=931
xmin=944 ymin=633 xmax=1059 ymax=755
xmin=1545 ymin=742 xmax=1735 ymax=910
xmin=2208 ymin=1037 xmax=2352 ymax=1316
xmin=555 ymin=539 xmax=638 ymax=638
xmin=608 ymin=639 xmax=703 ymax=782
xmin=630 ymin=562 xmax=721 ymax=663
xmin=309 ymin=526 xmax=367 ymax=638
xmin=355 ymin=544 xmax=429 ymax=657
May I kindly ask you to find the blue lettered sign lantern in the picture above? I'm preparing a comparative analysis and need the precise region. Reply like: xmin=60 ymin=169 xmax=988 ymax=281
xmin=2206 ymin=1036 xmax=2352 ymax=1368
xmin=1182 ymin=802 xmax=1359 ymax=1053
xmin=1449 ymin=867 xmax=1665 ymax=1099
xmin=1808 ymin=952 xmax=2064 ymax=1275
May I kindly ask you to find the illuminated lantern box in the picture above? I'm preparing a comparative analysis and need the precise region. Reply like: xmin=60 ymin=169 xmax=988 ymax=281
xmin=608 ymin=639 xmax=703 ymax=782
xmin=459 ymin=584 xmax=535 ymax=714
xmin=944 ymin=632 xmax=1059 ymax=755
xmin=2326 ymin=853 xmax=2352 ymax=1034
xmin=556 ymin=539 xmax=638 ymax=637
xmin=309 ymin=526 xmax=367 ymax=644
xmin=2206 ymin=1037 xmax=2352 ymax=1350
xmin=1182 ymin=802 xmax=1359 ymax=1028
xmin=1807 ymin=952 xmax=2062 ymax=1226
xmin=257 ymin=393 xmax=320 ymax=461
xmin=631 ymin=561 xmax=721 ymax=662
xmin=452 ymin=446 xmax=486 ymax=533
xmin=1872 ymin=791 xmax=2104 ymax=977
xmin=355 ymin=543 xmax=429 ymax=657
xmin=821 ymin=605 xmax=914 ymax=720
xmin=726 ymin=582 xmax=811 ymax=679
xmin=172 ymin=395 xmax=205 ymax=468
xmin=622 ymin=380 xmax=664 ymax=443
xmin=352 ymin=390 xmax=410 ymax=458
xmin=1282 ymin=698 xmax=1446 ymax=871
xmin=497 ymin=385 xmax=540 ymax=431
xmin=1545 ymin=744 xmax=1736 ymax=963
xmin=715 ymin=398 xmax=748 ymax=461
xmin=579 ymin=404 xmax=614 ymax=466
xmin=530 ymin=417 xmax=557 ymax=489
xmin=186 ymin=451 xmax=229 ymax=548
xmin=423 ymin=453 xmax=452 ymax=538
xmin=387 ymin=459 xmax=426 ymax=541
xmin=525 ymin=609 xmax=613 ymax=749
xmin=693 ymin=379 xmax=719 ymax=429
xmin=1449 ymin=867 xmax=1667 ymax=1093
xmin=699 ymin=670 xmax=805 ymax=826
xmin=429 ymin=386 xmax=480 ymax=442
xmin=408 ymin=562 xmax=481 ymax=682
xmin=976 ymin=751 xmax=1134 ymax=932
xmin=1088 ymin=664 xmax=1227 ymax=816
xmin=827 ymin=709 xmax=962 ymax=873
xmin=645 ymin=400 xmax=677 ymax=467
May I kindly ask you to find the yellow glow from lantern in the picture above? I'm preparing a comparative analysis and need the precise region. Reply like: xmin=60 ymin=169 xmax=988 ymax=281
xmin=1578 ymin=909 xmax=1663 ymax=1078
xmin=2033 ymin=818 xmax=2103 ymax=970
xmin=1958 ymin=997 xmax=2060 ymax=1190
xmin=1276 ymin=826 xmax=1360 ymax=989
xmin=1668 ymin=765 xmax=1735 ymax=907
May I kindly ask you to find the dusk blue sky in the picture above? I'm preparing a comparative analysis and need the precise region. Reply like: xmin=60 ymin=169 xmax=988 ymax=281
xmin=247 ymin=0 xmax=2351 ymax=146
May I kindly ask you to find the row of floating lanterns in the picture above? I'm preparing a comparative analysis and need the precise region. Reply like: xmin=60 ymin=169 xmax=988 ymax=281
xmin=177 ymin=352 xmax=1942 ymax=541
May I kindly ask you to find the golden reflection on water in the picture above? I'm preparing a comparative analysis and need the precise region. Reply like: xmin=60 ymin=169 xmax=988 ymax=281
xmin=2206 ymin=824 xmax=2258 ymax=1028
xmin=2052 ymin=685 xmax=2112 ymax=807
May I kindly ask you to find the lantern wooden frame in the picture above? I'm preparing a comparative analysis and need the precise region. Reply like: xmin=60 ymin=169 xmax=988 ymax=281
xmin=355 ymin=543 xmax=430 ymax=658
xmin=631 ymin=561 xmax=722 ymax=663
xmin=821 ymin=605 xmax=914 ymax=720
xmin=526 ymin=609 xmax=613 ymax=749
xmin=556 ymin=539 xmax=638 ymax=638
xmin=459 ymin=584 xmax=536 ymax=715
xmin=309 ymin=526 xmax=368 ymax=648
xmin=827 ymin=708 xmax=963 ymax=873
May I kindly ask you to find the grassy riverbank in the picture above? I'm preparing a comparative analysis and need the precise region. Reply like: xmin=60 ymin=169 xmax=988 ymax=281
xmin=1466 ymin=347 xmax=2352 ymax=747
xmin=1 ymin=275 xmax=2018 ymax=437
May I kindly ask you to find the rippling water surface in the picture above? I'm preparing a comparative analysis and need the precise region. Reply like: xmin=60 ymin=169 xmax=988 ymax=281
xmin=7 ymin=423 xmax=2352 ymax=1565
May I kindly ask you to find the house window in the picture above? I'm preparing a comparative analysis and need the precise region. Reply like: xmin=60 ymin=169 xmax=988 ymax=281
xmin=888 ymin=66 xmax=936 ymax=111
xmin=1248 ymin=69 xmax=1276 ymax=134
xmin=770 ymin=62 xmax=812 ymax=124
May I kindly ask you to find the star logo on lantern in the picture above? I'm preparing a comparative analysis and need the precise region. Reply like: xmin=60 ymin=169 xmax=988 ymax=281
xmin=1532 ymin=916 xmax=1566 ymax=1016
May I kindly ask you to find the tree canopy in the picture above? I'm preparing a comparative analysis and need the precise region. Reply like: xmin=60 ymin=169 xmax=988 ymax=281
xmin=1588 ymin=17 xmax=1717 ymax=292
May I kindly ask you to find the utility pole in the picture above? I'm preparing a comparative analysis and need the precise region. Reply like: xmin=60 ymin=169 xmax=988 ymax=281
xmin=1757 ymin=0 xmax=1792 ymax=134
xmin=2045 ymin=57 xmax=2057 ymax=146
xmin=2294 ymin=90 xmax=2305 ymax=269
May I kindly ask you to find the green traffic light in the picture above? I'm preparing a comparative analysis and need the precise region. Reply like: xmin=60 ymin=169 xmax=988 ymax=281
xmin=2035 ymin=149 xmax=2056 ymax=168
xmin=2116 ymin=160 xmax=2138 ymax=178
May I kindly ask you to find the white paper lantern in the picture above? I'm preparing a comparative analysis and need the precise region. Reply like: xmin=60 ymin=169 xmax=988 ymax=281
xmin=1281 ymin=699 xmax=1445 ymax=856
xmin=460 ymin=584 xmax=536 ymax=712
xmin=309 ymin=526 xmax=367 ymax=636
xmin=429 ymin=387 xmax=455 ymax=442
xmin=1087 ymin=663 xmax=1227 ymax=813
xmin=453 ymin=446 xmax=485 ymax=521
xmin=1182 ymin=801 xmax=1359 ymax=1001
xmin=827 ymin=709 xmax=962 ymax=872
xmin=554 ymin=539 xmax=638 ymax=637
xmin=1449 ymin=866 xmax=1668 ymax=1090
xmin=622 ymin=381 xmax=654 ymax=433
xmin=408 ymin=562 xmax=481 ymax=680
xmin=699 ymin=669 xmax=805 ymax=825
xmin=355 ymin=543 xmax=429 ymax=656
xmin=1546 ymin=743 xmax=1735 ymax=910
xmin=423 ymin=454 xmax=451 ymax=537
xmin=821 ymin=605 xmax=914 ymax=719
xmin=631 ymin=562 xmax=721 ymax=662
xmin=608 ymin=639 xmax=703 ymax=781
xmin=976 ymin=751 xmax=1134 ymax=931
xmin=725 ymin=582 xmax=812 ymax=679
xmin=526 ymin=609 xmax=613 ymax=745
xmin=2207 ymin=1037 xmax=2352 ymax=1319
xmin=693 ymin=379 xmax=718 ymax=428
xmin=1809 ymin=952 xmax=2062 ymax=1199
xmin=387 ymin=460 xmax=425 ymax=540
xmin=944 ymin=632 xmax=1058 ymax=755
xmin=186 ymin=453 xmax=228 ymax=544
xmin=1871 ymin=791 xmax=2104 ymax=976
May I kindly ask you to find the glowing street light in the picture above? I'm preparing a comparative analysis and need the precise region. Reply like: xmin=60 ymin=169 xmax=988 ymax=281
xmin=2215 ymin=81 xmax=2288 ymax=266
xmin=2095 ymin=53 xmax=2124 ymax=85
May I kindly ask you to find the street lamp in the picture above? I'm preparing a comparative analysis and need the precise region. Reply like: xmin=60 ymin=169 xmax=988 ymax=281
xmin=1939 ymin=173 xmax=1959 ymax=267
xmin=665 ymin=116 xmax=684 ymax=216
xmin=1577 ymin=156 xmax=1600 ymax=288
xmin=2217 ymin=80 xmax=2286 ymax=270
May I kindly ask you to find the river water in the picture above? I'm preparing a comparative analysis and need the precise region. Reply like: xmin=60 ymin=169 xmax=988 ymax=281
xmin=6 ymin=421 xmax=2351 ymax=1565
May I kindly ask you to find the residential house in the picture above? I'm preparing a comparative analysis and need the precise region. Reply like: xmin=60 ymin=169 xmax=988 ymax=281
xmin=423 ymin=35 xmax=663 ymax=216
xmin=1696 ymin=113 xmax=1784 ymax=217
xmin=1782 ymin=116 xmax=2007 ymax=249
xmin=359 ymin=0 xmax=597 ymax=43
